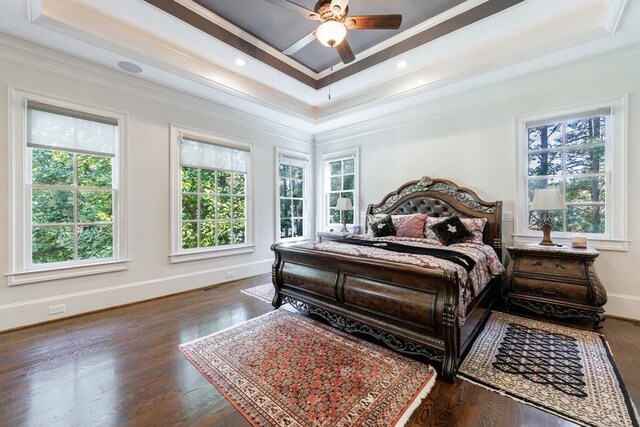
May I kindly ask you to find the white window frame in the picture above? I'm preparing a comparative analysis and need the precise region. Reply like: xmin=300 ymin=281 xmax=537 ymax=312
xmin=6 ymin=88 xmax=129 ymax=286
xmin=322 ymin=148 xmax=360 ymax=231
xmin=169 ymin=124 xmax=254 ymax=263
xmin=514 ymin=96 xmax=628 ymax=251
xmin=275 ymin=148 xmax=311 ymax=243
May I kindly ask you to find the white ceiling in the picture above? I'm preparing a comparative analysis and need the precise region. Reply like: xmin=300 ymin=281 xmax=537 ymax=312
xmin=0 ymin=0 xmax=637 ymax=135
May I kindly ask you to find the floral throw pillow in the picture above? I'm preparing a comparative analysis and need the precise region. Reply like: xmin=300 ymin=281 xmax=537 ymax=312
xmin=368 ymin=214 xmax=396 ymax=237
xmin=393 ymin=213 xmax=427 ymax=238
xmin=428 ymin=215 xmax=474 ymax=246
xmin=425 ymin=216 xmax=487 ymax=244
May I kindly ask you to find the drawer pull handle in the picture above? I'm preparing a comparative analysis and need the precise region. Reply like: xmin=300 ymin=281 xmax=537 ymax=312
xmin=532 ymin=286 xmax=568 ymax=297
xmin=554 ymin=263 xmax=566 ymax=270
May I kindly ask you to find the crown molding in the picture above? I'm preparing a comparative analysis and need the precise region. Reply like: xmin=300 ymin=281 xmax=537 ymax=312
xmin=604 ymin=0 xmax=629 ymax=34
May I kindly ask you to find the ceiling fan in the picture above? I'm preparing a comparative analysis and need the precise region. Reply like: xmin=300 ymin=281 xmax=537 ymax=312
xmin=265 ymin=0 xmax=402 ymax=65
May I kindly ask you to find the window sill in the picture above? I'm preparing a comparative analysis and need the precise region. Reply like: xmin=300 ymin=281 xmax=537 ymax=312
xmin=6 ymin=259 xmax=131 ymax=286
xmin=512 ymin=235 xmax=629 ymax=251
xmin=169 ymin=245 xmax=255 ymax=264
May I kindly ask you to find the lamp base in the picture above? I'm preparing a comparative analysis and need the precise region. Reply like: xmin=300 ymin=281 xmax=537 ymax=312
xmin=539 ymin=226 xmax=555 ymax=246
xmin=340 ymin=222 xmax=349 ymax=233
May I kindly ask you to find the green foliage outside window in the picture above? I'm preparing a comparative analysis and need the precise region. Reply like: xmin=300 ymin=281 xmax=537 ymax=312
xmin=527 ymin=116 xmax=606 ymax=234
xmin=30 ymin=148 xmax=114 ymax=264
xmin=279 ymin=163 xmax=305 ymax=239
xmin=181 ymin=167 xmax=247 ymax=249
xmin=327 ymin=158 xmax=354 ymax=225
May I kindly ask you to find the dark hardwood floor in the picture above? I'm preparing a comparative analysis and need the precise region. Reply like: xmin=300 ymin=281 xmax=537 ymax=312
xmin=1 ymin=275 xmax=638 ymax=426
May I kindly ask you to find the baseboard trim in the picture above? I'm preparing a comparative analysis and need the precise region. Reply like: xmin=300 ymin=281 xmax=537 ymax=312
xmin=605 ymin=293 xmax=640 ymax=321
xmin=0 ymin=258 xmax=272 ymax=331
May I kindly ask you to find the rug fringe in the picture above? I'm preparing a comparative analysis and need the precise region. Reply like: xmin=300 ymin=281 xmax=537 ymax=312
xmin=395 ymin=368 xmax=438 ymax=427
xmin=458 ymin=374 xmax=591 ymax=427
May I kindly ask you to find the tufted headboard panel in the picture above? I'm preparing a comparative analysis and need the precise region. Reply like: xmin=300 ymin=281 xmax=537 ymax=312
xmin=365 ymin=176 xmax=503 ymax=254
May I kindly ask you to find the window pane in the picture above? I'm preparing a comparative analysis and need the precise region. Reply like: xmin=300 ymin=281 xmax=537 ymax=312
xmin=218 ymin=196 xmax=231 ymax=220
xmin=329 ymin=209 xmax=340 ymax=224
xmin=32 ymin=189 xmax=74 ymax=224
xmin=329 ymin=193 xmax=339 ymax=208
xmin=566 ymin=117 xmax=606 ymax=146
xmin=330 ymin=160 xmax=341 ymax=176
xmin=280 ymin=178 xmax=291 ymax=197
xmin=343 ymin=159 xmax=354 ymax=174
xmin=279 ymin=164 xmax=290 ymax=178
xmin=201 ymin=195 xmax=216 ymax=220
xmin=567 ymin=206 xmax=605 ymax=234
xmin=293 ymin=199 xmax=303 ymax=217
xmin=32 ymin=226 xmax=74 ymax=264
xmin=232 ymin=221 xmax=246 ymax=244
xmin=218 ymin=171 xmax=232 ymax=194
xmin=566 ymin=176 xmax=605 ymax=203
xmin=201 ymin=222 xmax=216 ymax=247
xmin=280 ymin=219 xmax=292 ymax=238
xmin=291 ymin=166 xmax=303 ymax=179
xmin=330 ymin=176 xmax=342 ymax=191
xmin=232 ymin=197 xmax=246 ymax=219
xmin=77 ymin=154 xmax=112 ymax=187
xmin=79 ymin=191 xmax=112 ymax=222
xmin=528 ymin=178 xmax=562 ymax=203
xmin=78 ymin=225 xmax=113 ymax=259
xmin=181 ymin=222 xmax=197 ymax=249
xmin=343 ymin=174 xmax=354 ymax=190
xmin=233 ymin=173 xmax=246 ymax=195
xmin=182 ymin=194 xmax=198 ymax=221
xmin=218 ymin=221 xmax=232 ymax=246
xmin=344 ymin=211 xmax=354 ymax=224
xmin=292 ymin=180 xmax=303 ymax=198
xmin=527 ymin=124 xmax=562 ymax=150
xmin=280 ymin=199 xmax=291 ymax=219
xmin=566 ymin=147 xmax=605 ymax=174
xmin=201 ymin=170 xmax=216 ymax=193
xmin=528 ymin=151 xmax=562 ymax=176
xmin=293 ymin=219 xmax=303 ymax=237
xmin=340 ymin=192 xmax=353 ymax=200
xmin=181 ymin=167 xmax=198 ymax=193
xmin=31 ymin=149 xmax=73 ymax=185
xmin=529 ymin=210 xmax=563 ymax=232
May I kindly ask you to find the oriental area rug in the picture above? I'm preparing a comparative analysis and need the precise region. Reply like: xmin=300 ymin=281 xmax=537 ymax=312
xmin=241 ymin=283 xmax=275 ymax=304
xmin=179 ymin=309 xmax=437 ymax=427
xmin=459 ymin=312 xmax=639 ymax=427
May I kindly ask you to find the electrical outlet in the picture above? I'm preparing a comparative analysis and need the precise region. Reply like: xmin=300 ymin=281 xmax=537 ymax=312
xmin=226 ymin=271 xmax=235 ymax=278
xmin=502 ymin=211 xmax=513 ymax=221
xmin=48 ymin=304 xmax=66 ymax=315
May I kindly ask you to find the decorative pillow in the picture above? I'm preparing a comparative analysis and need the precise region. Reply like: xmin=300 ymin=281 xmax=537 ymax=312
xmin=392 ymin=213 xmax=427 ymax=238
xmin=428 ymin=215 xmax=474 ymax=246
xmin=368 ymin=214 xmax=396 ymax=237
xmin=425 ymin=216 xmax=487 ymax=244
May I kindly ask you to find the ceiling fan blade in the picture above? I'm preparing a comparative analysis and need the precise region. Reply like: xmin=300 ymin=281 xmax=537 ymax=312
xmin=283 ymin=31 xmax=316 ymax=55
xmin=336 ymin=38 xmax=355 ymax=64
xmin=345 ymin=15 xmax=402 ymax=30
xmin=264 ymin=0 xmax=320 ymax=20
xmin=330 ymin=0 xmax=350 ymax=15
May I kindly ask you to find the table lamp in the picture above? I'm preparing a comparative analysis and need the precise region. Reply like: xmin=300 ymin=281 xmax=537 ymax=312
xmin=335 ymin=197 xmax=353 ymax=233
xmin=530 ymin=188 xmax=566 ymax=246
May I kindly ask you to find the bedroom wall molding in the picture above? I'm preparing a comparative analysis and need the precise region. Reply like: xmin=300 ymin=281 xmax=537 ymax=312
xmin=0 ymin=258 xmax=272 ymax=332
xmin=604 ymin=0 xmax=629 ymax=33
xmin=606 ymin=293 xmax=640 ymax=321
xmin=0 ymin=33 xmax=315 ymax=144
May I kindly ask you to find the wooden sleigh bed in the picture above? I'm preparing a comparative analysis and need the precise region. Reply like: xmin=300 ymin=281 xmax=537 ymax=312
xmin=271 ymin=176 xmax=503 ymax=381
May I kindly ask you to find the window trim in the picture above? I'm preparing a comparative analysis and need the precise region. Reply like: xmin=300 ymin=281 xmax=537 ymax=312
xmin=514 ymin=96 xmax=628 ymax=251
xmin=275 ymin=147 xmax=311 ymax=243
xmin=169 ymin=124 xmax=254 ymax=263
xmin=6 ymin=87 xmax=129 ymax=285
xmin=322 ymin=148 xmax=360 ymax=231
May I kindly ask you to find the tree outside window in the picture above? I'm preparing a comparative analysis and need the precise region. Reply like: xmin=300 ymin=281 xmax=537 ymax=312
xmin=279 ymin=162 xmax=305 ymax=239
xmin=327 ymin=158 xmax=355 ymax=226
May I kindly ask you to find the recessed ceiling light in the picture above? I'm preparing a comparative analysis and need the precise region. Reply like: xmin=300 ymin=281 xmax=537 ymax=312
xmin=397 ymin=60 xmax=408 ymax=69
xmin=235 ymin=58 xmax=246 ymax=66
xmin=117 ymin=61 xmax=143 ymax=74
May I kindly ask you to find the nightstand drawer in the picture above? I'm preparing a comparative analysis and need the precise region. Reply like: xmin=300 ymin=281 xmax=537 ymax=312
xmin=516 ymin=256 xmax=585 ymax=279
xmin=513 ymin=277 xmax=589 ymax=303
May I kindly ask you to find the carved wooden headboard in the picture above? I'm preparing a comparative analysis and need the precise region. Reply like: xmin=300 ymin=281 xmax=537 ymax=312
xmin=366 ymin=176 xmax=503 ymax=254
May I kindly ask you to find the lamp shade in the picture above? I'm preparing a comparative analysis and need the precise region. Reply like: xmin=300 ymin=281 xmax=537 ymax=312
xmin=530 ymin=188 xmax=566 ymax=211
xmin=316 ymin=20 xmax=347 ymax=47
xmin=335 ymin=197 xmax=353 ymax=211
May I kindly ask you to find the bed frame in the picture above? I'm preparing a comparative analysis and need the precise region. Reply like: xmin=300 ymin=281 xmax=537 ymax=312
xmin=271 ymin=176 xmax=503 ymax=381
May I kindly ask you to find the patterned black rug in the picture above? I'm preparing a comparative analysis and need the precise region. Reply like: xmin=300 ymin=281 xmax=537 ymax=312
xmin=459 ymin=312 xmax=639 ymax=427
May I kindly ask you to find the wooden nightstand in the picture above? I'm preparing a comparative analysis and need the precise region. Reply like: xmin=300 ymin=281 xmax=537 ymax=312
xmin=317 ymin=231 xmax=350 ymax=242
xmin=503 ymin=244 xmax=607 ymax=329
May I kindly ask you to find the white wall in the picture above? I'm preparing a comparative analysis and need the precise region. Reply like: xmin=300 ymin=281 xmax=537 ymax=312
xmin=315 ymin=44 xmax=640 ymax=320
xmin=0 ymin=39 xmax=313 ymax=331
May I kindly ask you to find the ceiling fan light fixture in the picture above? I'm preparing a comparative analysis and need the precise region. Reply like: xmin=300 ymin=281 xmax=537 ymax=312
xmin=316 ymin=20 xmax=347 ymax=47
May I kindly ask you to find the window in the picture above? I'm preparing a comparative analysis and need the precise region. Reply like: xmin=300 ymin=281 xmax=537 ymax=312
xmin=276 ymin=149 xmax=310 ymax=242
xmin=323 ymin=149 xmax=359 ymax=229
xmin=8 ymin=89 xmax=128 ymax=285
xmin=170 ymin=126 xmax=253 ymax=262
xmin=515 ymin=97 xmax=627 ymax=250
